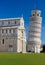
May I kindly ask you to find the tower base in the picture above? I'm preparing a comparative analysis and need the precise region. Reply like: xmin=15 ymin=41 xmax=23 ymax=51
xmin=27 ymin=44 xmax=41 ymax=53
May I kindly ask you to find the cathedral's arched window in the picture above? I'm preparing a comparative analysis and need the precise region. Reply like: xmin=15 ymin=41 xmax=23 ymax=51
xmin=15 ymin=21 xmax=16 ymax=24
xmin=9 ymin=29 xmax=11 ymax=33
xmin=2 ymin=29 xmax=4 ymax=33
xmin=6 ymin=29 xmax=7 ymax=33
xmin=8 ymin=21 xmax=10 ymax=24
xmin=22 ymin=31 xmax=23 ymax=36
xmin=13 ymin=29 xmax=15 ymax=33
xmin=2 ymin=39 xmax=4 ymax=44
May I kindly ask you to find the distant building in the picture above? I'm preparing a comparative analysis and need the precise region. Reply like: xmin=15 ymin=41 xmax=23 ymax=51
xmin=27 ymin=10 xmax=42 ymax=53
xmin=0 ymin=17 xmax=26 ymax=53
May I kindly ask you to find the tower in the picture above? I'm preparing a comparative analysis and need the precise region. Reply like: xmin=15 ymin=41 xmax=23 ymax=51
xmin=27 ymin=10 xmax=42 ymax=53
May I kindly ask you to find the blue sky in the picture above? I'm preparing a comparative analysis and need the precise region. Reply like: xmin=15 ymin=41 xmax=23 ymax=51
xmin=0 ymin=0 xmax=45 ymax=44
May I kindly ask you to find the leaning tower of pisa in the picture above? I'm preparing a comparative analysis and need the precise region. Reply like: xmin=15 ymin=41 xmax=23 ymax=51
xmin=27 ymin=10 xmax=42 ymax=53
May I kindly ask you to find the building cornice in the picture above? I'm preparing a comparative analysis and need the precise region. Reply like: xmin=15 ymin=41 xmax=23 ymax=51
xmin=0 ymin=17 xmax=22 ymax=21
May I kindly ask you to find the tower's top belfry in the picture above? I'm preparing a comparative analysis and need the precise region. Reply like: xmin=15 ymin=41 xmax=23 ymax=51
xmin=32 ymin=10 xmax=41 ymax=17
xmin=30 ymin=10 xmax=42 ymax=23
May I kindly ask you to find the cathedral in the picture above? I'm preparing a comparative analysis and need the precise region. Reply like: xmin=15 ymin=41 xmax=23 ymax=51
xmin=0 ymin=17 xmax=26 ymax=53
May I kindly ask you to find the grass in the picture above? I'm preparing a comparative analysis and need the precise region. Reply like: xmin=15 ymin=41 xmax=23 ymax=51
xmin=0 ymin=53 xmax=45 ymax=65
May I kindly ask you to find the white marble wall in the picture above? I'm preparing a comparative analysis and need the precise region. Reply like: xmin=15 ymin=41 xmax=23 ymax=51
xmin=0 ymin=17 xmax=26 ymax=53
xmin=27 ymin=10 xmax=42 ymax=53
xmin=17 ymin=29 xmax=26 ymax=53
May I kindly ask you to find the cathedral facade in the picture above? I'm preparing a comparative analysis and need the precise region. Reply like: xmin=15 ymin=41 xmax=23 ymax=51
xmin=0 ymin=17 xmax=26 ymax=53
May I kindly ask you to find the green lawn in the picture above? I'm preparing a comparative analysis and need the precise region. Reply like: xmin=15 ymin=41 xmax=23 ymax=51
xmin=0 ymin=53 xmax=45 ymax=65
